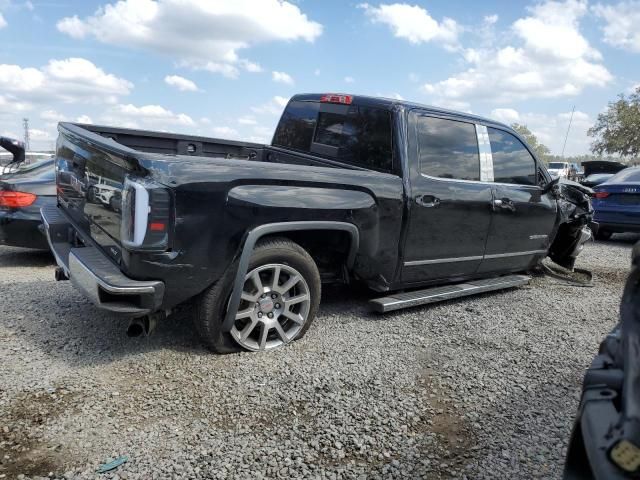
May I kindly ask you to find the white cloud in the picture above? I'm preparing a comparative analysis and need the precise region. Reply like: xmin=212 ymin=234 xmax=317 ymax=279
xmin=593 ymin=1 xmax=640 ymax=53
xmin=1 ymin=130 xmax=19 ymax=139
xmin=29 ymin=128 xmax=51 ymax=141
xmin=77 ymin=115 xmax=93 ymax=124
xmin=238 ymin=116 xmax=257 ymax=125
xmin=57 ymin=0 xmax=322 ymax=78
xmin=164 ymin=74 xmax=199 ymax=92
xmin=344 ymin=76 xmax=355 ymax=83
xmin=40 ymin=109 xmax=66 ymax=122
xmin=272 ymin=71 xmax=294 ymax=85
xmin=422 ymin=0 xmax=612 ymax=104
xmin=211 ymin=126 xmax=240 ymax=139
xmin=376 ymin=92 xmax=404 ymax=100
xmin=251 ymin=96 xmax=289 ymax=115
xmin=314 ymin=68 xmax=321 ymax=76
xmin=253 ymin=125 xmax=273 ymax=137
xmin=101 ymin=103 xmax=195 ymax=130
xmin=0 ymin=58 xmax=132 ymax=109
xmin=490 ymin=108 xmax=520 ymax=124
xmin=360 ymin=3 xmax=460 ymax=49
xmin=0 ymin=95 xmax=31 ymax=113
xmin=484 ymin=14 xmax=498 ymax=25
xmin=0 ymin=12 xmax=6 ymax=29
xmin=489 ymin=108 xmax=594 ymax=155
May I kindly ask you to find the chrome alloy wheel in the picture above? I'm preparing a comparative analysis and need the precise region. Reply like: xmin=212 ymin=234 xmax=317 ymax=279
xmin=230 ymin=263 xmax=311 ymax=351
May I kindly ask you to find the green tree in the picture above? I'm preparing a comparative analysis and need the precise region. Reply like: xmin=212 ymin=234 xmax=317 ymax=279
xmin=588 ymin=87 xmax=640 ymax=157
xmin=511 ymin=123 xmax=551 ymax=162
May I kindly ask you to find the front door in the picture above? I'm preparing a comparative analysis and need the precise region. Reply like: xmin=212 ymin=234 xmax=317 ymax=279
xmin=402 ymin=113 xmax=493 ymax=283
xmin=478 ymin=126 xmax=557 ymax=274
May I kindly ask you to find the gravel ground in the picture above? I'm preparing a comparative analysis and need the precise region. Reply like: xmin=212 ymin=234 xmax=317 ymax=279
xmin=0 ymin=235 xmax=636 ymax=480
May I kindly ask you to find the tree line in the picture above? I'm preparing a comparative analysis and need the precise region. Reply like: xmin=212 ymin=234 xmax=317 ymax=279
xmin=511 ymin=86 xmax=640 ymax=166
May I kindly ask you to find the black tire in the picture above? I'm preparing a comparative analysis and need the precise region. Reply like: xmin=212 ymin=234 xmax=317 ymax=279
xmin=194 ymin=237 xmax=321 ymax=353
xmin=595 ymin=229 xmax=613 ymax=241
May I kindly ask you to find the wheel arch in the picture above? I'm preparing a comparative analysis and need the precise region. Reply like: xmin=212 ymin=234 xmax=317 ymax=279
xmin=222 ymin=221 xmax=359 ymax=332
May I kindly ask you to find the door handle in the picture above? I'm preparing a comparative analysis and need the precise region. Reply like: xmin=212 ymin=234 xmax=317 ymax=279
xmin=493 ymin=198 xmax=516 ymax=212
xmin=416 ymin=195 xmax=441 ymax=207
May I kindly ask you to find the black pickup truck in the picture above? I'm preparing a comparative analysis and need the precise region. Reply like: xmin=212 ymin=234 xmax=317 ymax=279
xmin=42 ymin=93 xmax=593 ymax=352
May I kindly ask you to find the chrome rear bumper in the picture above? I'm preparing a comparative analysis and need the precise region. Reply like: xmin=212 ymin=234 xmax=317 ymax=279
xmin=41 ymin=204 xmax=164 ymax=315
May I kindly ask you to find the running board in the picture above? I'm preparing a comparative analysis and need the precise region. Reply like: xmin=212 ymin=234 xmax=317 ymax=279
xmin=369 ymin=275 xmax=531 ymax=313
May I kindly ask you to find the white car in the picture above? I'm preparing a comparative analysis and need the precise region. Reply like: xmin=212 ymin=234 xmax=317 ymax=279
xmin=547 ymin=161 xmax=570 ymax=179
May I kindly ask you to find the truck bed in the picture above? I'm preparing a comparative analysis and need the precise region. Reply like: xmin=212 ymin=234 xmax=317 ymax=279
xmin=79 ymin=123 xmax=266 ymax=159
xmin=76 ymin=123 xmax=365 ymax=171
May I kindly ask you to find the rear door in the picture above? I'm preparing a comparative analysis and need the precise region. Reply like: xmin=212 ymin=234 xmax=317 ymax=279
xmin=477 ymin=127 xmax=556 ymax=274
xmin=401 ymin=112 xmax=493 ymax=283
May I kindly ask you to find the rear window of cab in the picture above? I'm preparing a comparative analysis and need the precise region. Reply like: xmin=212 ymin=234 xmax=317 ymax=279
xmin=273 ymin=100 xmax=393 ymax=172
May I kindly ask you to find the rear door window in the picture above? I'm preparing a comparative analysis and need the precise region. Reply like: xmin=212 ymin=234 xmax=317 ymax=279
xmin=272 ymin=100 xmax=319 ymax=152
xmin=488 ymin=128 xmax=536 ymax=185
xmin=416 ymin=116 xmax=480 ymax=181
xmin=311 ymin=105 xmax=393 ymax=171
xmin=273 ymin=100 xmax=393 ymax=172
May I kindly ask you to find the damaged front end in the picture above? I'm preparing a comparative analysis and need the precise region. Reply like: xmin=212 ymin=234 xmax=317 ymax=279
xmin=548 ymin=179 xmax=595 ymax=270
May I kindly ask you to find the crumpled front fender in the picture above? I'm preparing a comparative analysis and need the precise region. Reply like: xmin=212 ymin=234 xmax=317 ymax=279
xmin=548 ymin=180 xmax=594 ymax=270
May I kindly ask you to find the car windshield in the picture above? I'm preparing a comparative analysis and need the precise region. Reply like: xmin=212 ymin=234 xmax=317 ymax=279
xmin=607 ymin=167 xmax=640 ymax=183
xmin=548 ymin=162 xmax=566 ymax=169
xmin=586 ymin=173 xmax=613 ymax=182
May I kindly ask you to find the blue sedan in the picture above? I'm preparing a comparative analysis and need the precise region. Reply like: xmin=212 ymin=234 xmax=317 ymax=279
xmin=592 ymin=166 xmax=640 ymax=240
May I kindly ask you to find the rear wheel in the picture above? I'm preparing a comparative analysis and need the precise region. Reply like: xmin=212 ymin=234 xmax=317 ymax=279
xmin=194 ymin=238 xmax=321 ymax=353
xmin=595 ymin=229 xmax=613 ymax=241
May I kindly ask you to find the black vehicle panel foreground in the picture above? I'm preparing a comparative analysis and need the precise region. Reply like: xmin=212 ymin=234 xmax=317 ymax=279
xmin=43 ymin=93 xmax=594 ymax=352
xmin=564 ymin=243 xmax=640 ymax=479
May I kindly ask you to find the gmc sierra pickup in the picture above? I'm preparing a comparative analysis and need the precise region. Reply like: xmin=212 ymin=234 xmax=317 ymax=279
xmin=42 ymin=93 xmax=594 ymax=352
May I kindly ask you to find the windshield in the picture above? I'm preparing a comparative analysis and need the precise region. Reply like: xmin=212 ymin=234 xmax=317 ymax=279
xmin=586 ymin=173 xmax=613 ymax=182
xmin=548 ymin=162 xmax=567 ymax=169
xmin=607 ymin=167 xmax=640 ymax=183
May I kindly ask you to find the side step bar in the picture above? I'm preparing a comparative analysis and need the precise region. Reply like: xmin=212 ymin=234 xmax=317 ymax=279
xmin=369 ymin=274 xmax=531 ymax=313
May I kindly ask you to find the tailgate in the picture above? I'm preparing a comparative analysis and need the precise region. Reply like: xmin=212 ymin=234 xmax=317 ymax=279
xmin=56 ymin=124 xmax=141 ymax=263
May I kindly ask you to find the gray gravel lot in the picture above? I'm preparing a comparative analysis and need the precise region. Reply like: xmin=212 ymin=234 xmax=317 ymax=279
xmin=0 ymin=236 xmax=636 ymax=480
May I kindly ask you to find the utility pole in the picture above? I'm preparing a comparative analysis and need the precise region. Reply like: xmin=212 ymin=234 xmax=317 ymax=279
xmin=22 ymin=118 xmax=30 ymax=151
xmin=561 ymin=106 xmax=575 ymax=158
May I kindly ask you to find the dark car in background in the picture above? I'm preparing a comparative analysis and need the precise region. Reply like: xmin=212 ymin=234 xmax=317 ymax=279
xmin=0 ymin=158 xmax=56 ymax=249
xmin=592 ymin=167 xmax=640 ymax=240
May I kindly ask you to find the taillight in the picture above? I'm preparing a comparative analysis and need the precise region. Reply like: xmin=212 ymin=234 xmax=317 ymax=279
xmin=594 ymin=191 xmax=610 ymax=199
xmin=0 ymin=191 xmax=37 ymax=208
xmin=320 ymin=94 xmax=353 ymax=105
xmin=121 ymin=178 xmax=171 ymax=251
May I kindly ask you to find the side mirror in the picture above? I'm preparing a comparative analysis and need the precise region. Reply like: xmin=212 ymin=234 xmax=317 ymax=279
xmin=542 ymin=176 xmax=560 ymax=195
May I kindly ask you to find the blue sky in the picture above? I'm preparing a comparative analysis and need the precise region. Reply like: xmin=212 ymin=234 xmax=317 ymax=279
xmin=0 ymin=0 xmax=638 ymax=155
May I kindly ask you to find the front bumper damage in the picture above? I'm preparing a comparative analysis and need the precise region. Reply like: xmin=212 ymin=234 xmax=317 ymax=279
xmin=549 ymin=179 xmax=595 ymax=270
xmin=41 ymin=204 xmax=164 ymax=315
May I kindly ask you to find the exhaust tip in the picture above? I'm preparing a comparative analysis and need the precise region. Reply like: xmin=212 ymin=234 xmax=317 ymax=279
xmin=126 ymin=312 xmax=165 ymax=338
xmin=126 ymin=320 xmax=145 ymax=337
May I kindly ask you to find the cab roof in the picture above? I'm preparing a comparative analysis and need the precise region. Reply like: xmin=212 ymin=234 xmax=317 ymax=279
xmin=291 ymin=93 xmax=513 ymax=132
